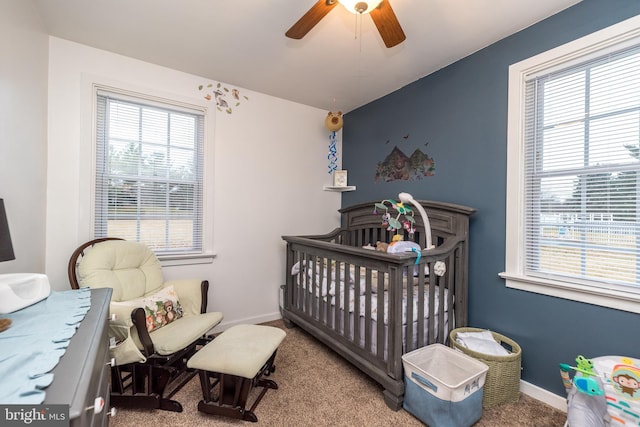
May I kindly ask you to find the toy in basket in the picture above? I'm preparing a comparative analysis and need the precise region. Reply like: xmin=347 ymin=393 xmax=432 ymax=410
xmin=560 ymin=355 xmax=640 ymax=427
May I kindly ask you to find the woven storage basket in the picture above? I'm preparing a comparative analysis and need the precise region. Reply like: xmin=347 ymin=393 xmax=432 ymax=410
xmin=449 ymin=327 xmax=522 ymax=407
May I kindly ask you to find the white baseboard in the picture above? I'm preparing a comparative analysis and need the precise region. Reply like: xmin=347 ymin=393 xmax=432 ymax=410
xmin=521 ymin=380 xmax=567 ymax=413
xmin=208 ymin=311 xmax=282 ymax=334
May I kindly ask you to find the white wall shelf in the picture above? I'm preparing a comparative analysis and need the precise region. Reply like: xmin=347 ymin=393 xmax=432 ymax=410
xmin=323 ymin=186 xmax=356 ymax=192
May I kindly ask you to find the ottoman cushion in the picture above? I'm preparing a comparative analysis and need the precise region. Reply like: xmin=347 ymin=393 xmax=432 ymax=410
xmin=188 ymin=324 xmax=286 ymax=379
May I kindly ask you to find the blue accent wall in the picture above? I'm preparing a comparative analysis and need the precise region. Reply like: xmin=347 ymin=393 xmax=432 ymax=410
xmin=342 ymin=0 xmax=640 ymax=396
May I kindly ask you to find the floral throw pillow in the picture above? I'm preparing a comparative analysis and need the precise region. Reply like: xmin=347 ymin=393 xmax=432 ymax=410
xmin=142 ymin=286 xmax=184 ymax=332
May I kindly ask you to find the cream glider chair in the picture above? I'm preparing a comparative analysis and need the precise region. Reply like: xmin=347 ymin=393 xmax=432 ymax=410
xmin=68 ymin=237 xmax=223 ymax=412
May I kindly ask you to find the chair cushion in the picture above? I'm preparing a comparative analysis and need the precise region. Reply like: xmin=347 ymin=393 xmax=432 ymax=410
xmin=77 ymin=240 xmax=164 ymax=301
xmin=165 ymin=280 xmax=205 ymax=317
xmin=146 ymin=311 xmax=224 ymax=355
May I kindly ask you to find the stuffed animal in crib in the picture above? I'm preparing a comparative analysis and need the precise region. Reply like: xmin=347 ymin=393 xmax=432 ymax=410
xmin=375 ymin=241 xmax=389 ymax=252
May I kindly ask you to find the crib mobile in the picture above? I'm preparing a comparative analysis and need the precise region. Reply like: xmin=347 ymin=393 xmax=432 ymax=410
xmin=373 ymin=193 xmax=448 ymax=277
xmin=374 ymin=192 xmax=435 ymax=250
xmin=374 ymin=198 xmax=417 ymax=237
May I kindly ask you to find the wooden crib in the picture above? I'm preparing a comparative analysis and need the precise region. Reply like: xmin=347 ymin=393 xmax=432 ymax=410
xmin=281 ymin=199 xmax=475 ymax=410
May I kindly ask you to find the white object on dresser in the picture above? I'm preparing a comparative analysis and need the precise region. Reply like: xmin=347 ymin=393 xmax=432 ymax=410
xmin=0 ymin=273 xmax=51 ymax=314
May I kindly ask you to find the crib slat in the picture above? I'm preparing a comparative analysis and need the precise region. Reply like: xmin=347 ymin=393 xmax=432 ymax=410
xmin=353 ymin=264 xmax=361 ymax=345
xmin=405 ymin=265 xmax=415 ymax=352
xmin=342 ymin=262 xmax=350 ymax=336
xmin=427 ymin=261 xmax=436 ymax=345
xmin=436 ymin=263 xmax=444 ymax=345
xmin=388 ymin=266 xmax=404 ymax=379
xmin=377 ymin=270 xmax=386 ymax=360
xmin=455 ymin=243 xmax=468 ymax=327
xmin=416 ymin=263 xmax=426 ymax=349
xmin=307 ymin=254 xmax=315 ymax=316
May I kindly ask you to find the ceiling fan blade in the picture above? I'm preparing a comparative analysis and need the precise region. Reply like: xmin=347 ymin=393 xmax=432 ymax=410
xmin=285 ymin=0 xmax=339 ymax=40
xmin=369 ymin=0 xmax=406 ymax=48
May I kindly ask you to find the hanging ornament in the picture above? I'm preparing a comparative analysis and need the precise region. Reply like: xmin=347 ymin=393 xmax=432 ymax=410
xmin=325 ymin=111 xmax=343 ymax=174
xmin=325 ymin=111 xmax=344 ymax=132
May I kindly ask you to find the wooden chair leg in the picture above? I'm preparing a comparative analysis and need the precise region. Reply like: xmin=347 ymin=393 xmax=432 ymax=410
xmin=109 ymin=363 xmax=184 ymax=412
xmin=197 ymin=375 xmax=257 ymax=422
xmin=195 ymin=350 xmax=281 ymax=422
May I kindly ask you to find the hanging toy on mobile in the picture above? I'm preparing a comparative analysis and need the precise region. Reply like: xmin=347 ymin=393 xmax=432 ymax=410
xmin=325 ymin=111 xmax=343 ymax=174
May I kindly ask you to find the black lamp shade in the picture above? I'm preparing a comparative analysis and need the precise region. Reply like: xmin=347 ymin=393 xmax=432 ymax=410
xmin=0 ymin=199 xmax=15 ymax=262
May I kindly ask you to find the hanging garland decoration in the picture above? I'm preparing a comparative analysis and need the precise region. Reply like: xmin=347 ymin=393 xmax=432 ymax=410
xmin=324 ymin=111 xmax=344 ymax=175
xmin=328 ymin=131 xmax=338 ymax=174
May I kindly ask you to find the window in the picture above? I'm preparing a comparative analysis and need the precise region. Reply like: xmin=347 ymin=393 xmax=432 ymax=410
xmin=503 ymin=16 xmax=640 ymax=313
xmin=95 ymin=88 xmax=205 ymax=256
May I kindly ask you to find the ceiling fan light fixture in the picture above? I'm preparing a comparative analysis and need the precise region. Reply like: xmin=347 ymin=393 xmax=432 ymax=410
xmin=286 ymin=0 xmax=405 ymax=49
xmin=338 ymin=0 xmax=383 ymax=14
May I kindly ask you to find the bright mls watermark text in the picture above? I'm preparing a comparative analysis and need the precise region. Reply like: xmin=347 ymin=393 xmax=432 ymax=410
xmin=1 ymin=405 xmax=68 ymax=426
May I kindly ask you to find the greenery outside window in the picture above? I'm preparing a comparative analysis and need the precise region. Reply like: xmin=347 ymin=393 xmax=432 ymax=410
xmin=95 ymin=89 xmax=205 ymax=256
xmin=502 ymin=16 xmax=640 ymax=313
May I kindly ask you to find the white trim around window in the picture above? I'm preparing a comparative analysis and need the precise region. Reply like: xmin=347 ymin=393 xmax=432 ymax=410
xmin=502 ymin=15 xmax=640 ymax=314
xmin=79 ymin=75 xmax=216 ymax=265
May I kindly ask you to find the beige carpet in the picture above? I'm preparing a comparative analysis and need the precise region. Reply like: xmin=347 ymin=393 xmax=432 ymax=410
xmin=109 ymin=320 xmax=567 ymax=426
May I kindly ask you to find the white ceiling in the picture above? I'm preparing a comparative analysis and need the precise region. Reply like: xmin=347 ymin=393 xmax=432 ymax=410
xmin=33 ymin=0 xmax=583 ymax=113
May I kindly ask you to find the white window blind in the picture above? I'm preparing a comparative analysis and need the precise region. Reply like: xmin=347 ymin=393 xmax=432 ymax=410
xmin=95 ymin=90 xmax=205 ymax=254
xmin=523 ymin=45 xmax=640 ymax=294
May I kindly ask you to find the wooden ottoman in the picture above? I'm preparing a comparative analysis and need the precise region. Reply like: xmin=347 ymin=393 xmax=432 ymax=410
xmin=186 ymin=324 xmax=286 ymax=422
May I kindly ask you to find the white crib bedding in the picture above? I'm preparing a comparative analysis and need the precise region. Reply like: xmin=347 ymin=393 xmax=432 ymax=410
xmin=291 ymin=260 xmax=447 ymax=326
xmin=325 ymin=302 xmax=448 ymax=359
xmin=291 ymin=259 xmax=428 ymax=297
xmin=324 ymin=286 xmax=448 ymax=325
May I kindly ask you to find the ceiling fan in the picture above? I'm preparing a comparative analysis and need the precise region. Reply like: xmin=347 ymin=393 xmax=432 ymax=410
xmin=285 ymin=0 xmax=406 ymax=48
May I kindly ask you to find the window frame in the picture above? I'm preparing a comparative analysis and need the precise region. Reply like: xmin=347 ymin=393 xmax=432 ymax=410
xmin=90 ymin=83 xmax=216 ymax=265
xmin=501 ymin=15 xmax=640 ymax=314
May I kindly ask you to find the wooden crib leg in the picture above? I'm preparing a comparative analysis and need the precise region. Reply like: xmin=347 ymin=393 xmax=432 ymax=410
xmin=383 ymin=389 xmax=403 ymax=411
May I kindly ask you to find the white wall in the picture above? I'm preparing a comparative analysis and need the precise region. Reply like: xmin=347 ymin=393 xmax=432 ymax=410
xmin=0 ymin=0 xmax=48 ymax=274
xmin=46 ymin=37 xmax=343 ymax=327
